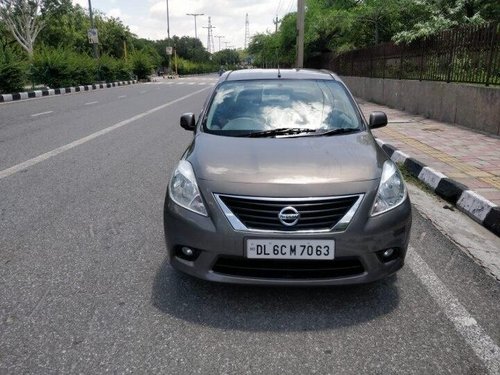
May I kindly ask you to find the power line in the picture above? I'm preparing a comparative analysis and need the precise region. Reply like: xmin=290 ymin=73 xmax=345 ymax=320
xmin=275 ymin=0 xmax=283 ymax=16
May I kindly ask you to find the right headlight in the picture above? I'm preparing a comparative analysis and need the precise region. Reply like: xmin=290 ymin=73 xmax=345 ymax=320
xmin=169 ymin=160 xmax=208 ymax=216
xmin=371 ymin=161 xmax=407 ymax=216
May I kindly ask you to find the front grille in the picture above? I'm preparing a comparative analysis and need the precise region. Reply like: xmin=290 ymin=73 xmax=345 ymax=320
xmin=212 ymin=257 xmax=364 ymax=279
xmin=217 ymin=195 xmax=360 ymax=231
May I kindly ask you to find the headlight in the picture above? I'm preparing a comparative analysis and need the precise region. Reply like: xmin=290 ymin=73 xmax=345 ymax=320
xmin=371 ymin=161 xmax=407 ymax=216
xmin=169 ymin=160 xmax=207 ymax=216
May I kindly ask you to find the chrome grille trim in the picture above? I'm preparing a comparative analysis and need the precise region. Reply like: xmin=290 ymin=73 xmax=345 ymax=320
xmin=214 ymin=193 xmax=364 ymax=233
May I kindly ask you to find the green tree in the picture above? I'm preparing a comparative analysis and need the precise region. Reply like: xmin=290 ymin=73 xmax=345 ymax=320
xmin=212 ymin=48 xmax=240 ymax=67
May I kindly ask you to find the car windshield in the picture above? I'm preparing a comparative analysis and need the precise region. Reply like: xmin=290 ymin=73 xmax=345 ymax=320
xmin=204 ymin=79 xmax=363 ymax=137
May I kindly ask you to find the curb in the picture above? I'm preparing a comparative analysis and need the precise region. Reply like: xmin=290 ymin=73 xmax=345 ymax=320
xmin=0 ymin=80 xmax=138 ymax=103
xmin=376 ymin=139 xmax=500 ymax=238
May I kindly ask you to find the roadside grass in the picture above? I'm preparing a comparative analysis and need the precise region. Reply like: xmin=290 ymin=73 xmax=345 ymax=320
xmin=396 ymin=162 xmax=435 ymax=195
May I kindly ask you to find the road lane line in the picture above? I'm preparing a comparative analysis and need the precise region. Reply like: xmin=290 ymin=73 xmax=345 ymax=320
xmin=85 ymin=101 xmax=98 ymax=105
xmin=0 ymin=87 xmax=210 ymax=180
xmin=407 ymin=247 xmax=500 ymax=374
xmin=118 ymin=95 xmax=127 ymax=99
xmin=31 ymin=111 xmax=53 ymax=117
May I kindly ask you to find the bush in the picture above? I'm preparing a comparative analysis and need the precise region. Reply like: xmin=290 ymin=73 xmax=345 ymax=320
xmin=115 ymin=59 xmax=133 ymax=80
xmin=70 ymin=53 xmax=97 ymax=85
xmin=130 ymin=50 xmax=154 ymax=80
xmin=176 ymin=57 xmax=216 ymax=75
xmin=33 ymin=48 xmax=100 ymax=87
xmin=97 ymin=54 xmax=117 ymax=82
xmin=0 ymin=49 xmax=26 ymax=93
xmin=33 ymin=48 xmax=74 ymax=87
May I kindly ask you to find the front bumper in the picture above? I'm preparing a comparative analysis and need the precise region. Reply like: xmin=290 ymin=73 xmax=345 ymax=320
xmin=163 ymin=187 xmax=412 ymax=286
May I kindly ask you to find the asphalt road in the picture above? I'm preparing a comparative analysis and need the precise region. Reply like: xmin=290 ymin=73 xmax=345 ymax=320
xmin=0 ymin=76 xmax=499 ymax=374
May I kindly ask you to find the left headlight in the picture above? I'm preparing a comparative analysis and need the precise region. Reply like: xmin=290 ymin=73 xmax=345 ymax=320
xmin=371 ymin=161 xmax=407 ymax=216
xmin=169 ymin=160 xmax=208 ymax=216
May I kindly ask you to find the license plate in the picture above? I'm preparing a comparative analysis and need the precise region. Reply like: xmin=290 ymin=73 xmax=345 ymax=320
xmin=246 ymin=239 xmax=335 ymax=260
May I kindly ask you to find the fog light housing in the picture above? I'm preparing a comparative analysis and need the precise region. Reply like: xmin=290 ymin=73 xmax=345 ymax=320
xmin=383 ymin=249 xmax=394 ymax=258
xmin=376 ymin=248 xmax=400 ymax=263
xmin=175 ymin=246 xmax=201 ymax=261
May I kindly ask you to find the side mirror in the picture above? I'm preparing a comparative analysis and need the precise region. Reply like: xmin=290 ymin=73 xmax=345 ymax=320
xmin=368 ymin=111 xmax=388 ymax=129
xmin=180 ymin=113 xmax=196 ymax=131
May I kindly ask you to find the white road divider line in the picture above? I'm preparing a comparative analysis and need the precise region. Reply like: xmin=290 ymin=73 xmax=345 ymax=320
xmin=406 ymin=246 xmax=500 ymax=374
xmin=118 ymin=95 xmax=127 ymax=99
xmin=31 ymin=111 xmax=53 ymax=117
xmin=85 ymin=101 xmax=98 ymax=105
xmin=0 ymin=87 xmax=210 ymax=180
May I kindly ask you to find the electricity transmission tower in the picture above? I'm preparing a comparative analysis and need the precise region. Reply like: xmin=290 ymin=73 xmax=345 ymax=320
xmin=244 ymin=14 xmax=250 ymax=49
xmin=203 ymin=17 xmax=215 ymax=53
xmin=273 ymin=16 xmax=281 ymax=33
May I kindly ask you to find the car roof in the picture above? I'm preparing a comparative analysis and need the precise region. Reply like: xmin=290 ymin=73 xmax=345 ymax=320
xmin=222 ymin=69 xmax=340 ymax=82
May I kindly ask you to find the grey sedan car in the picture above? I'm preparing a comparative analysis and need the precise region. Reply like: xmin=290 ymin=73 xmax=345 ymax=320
xmin=164 ymin=69 xmax=411 ymax=285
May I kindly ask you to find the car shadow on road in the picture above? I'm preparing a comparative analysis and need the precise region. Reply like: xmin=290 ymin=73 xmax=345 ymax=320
xmin=151 ymin=259 xmax=400 ymax=332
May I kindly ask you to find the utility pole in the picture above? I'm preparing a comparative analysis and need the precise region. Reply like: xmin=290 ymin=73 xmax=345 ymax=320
xmin=166 ymin=0 xmax=170 ymax=39
xmin=224 ymin=41 xmax=230 ymax=50
xmin=202 ymin=17 xmax=215 ymax=53
xmin=186 ymin=13 xmax=204 ymax=39
xmin=215 ymin=35 xmax=224 ymax=51
xmin=296 ymin=0 xmax=305 ymax=68
xmin=88 ymin=0 xmax=99 ymax=58
xmin=273 ymin=16 xmax=281 ymax=33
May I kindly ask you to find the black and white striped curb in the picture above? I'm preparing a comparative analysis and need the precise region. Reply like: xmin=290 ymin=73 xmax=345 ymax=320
xmin=0 ymin=80 xmax=137 ymax=103
xmin=376 ymin=138 xmax=500 ymax=237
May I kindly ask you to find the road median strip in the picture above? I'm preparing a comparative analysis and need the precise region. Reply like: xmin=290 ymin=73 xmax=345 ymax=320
xmin=0 ymin=80 xmax=138 ymax=103
xmin=377 ymin=138 xmax=500 ymax=237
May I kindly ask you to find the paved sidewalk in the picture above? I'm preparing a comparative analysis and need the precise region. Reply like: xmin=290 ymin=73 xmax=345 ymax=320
xmin=357 ymin=99 xmax=500 ymax=206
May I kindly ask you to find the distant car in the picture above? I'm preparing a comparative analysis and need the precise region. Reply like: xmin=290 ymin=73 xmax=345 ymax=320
xmin=164 ymin=69 xmax=411 ymax=285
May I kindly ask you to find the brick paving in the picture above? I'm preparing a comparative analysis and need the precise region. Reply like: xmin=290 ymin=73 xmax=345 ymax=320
xmin=356 ymin=99 xmax=500 ymax=206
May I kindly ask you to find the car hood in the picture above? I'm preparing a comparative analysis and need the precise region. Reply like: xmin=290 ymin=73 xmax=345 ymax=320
xmin=186 ymin=132 xmax=386 ymax=184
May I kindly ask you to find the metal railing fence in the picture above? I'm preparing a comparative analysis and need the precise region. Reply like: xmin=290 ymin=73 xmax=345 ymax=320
xmin=328 ymin=23 xmax=499 ymax=86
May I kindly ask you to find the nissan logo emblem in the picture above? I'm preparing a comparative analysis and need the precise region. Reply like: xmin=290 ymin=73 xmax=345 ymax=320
xmin=278 ymin=206 xmax=300 ymax=226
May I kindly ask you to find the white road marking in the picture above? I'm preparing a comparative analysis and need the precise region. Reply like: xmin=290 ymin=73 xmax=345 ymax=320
xmin=85 ymin=101 xmax=98 ymax=105
xmin=407 ymin=246 xmax=500 ymax=374
xmin=139 ymin=91 xmax=147 ymax=94
xmin=118 ymin=95 xmax=127 ymax=99
xmin=31 ymin=111 xmax=53 ymax=117
xmin=0 ymin=87 xmax=210 ymax=180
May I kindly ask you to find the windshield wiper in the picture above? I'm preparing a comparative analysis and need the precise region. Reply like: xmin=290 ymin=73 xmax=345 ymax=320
xmin=315 ymin=128 xmax=360 ymax=136
xmin=237 ymin=128 xmax=318 ymax=138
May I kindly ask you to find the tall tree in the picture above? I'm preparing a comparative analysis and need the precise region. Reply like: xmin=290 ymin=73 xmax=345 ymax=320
xmin=0 ymin=0 xmax=47 ymax=58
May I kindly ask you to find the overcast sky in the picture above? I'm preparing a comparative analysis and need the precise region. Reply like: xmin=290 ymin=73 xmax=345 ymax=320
xmin=72 ymin=0 xmax=297 ymax=50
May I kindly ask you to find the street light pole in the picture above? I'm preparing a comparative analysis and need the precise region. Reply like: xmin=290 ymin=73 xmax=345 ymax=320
xmin=215 ymin=35 xmax=224 ymax=51
xmin=186 ymin=13 xmax=204 ymax=40
xmin=296 ymin=0 xmax=305 ymax=68
xmin=88 ymin=0 xmax=99 ymax=59
xmin=166 ymin=0 xmax=170 ymax=39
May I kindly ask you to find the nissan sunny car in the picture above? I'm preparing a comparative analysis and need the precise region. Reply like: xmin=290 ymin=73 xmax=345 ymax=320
xmin=163 ymin=69 xmax=412 ymax=286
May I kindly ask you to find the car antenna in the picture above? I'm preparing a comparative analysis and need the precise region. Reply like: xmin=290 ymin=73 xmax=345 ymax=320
xmin=276 ymin=50 xmax=281 ymax=78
